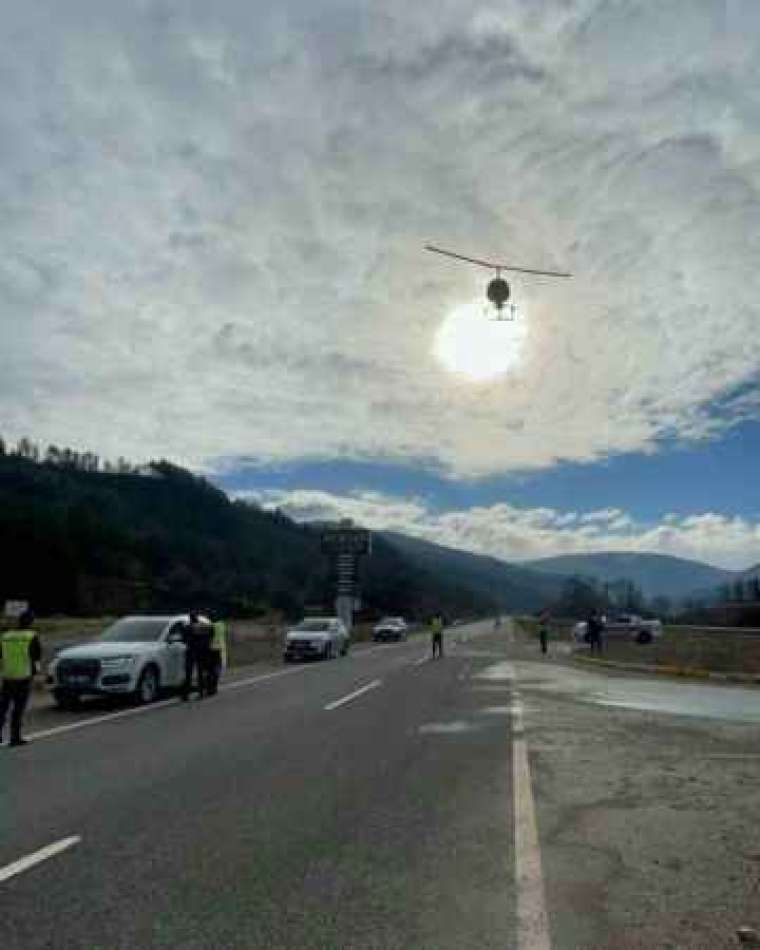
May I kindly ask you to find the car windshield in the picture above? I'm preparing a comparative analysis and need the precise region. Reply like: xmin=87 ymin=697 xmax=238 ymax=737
xmin=294 ymin=620 xmax=332 ymax=632
xmin=99 ymin=618 xmax=167 ymax=643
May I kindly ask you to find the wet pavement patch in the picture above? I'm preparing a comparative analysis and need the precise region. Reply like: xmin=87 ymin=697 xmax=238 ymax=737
xmin=418 ymin=721 xmax=481 ymax=735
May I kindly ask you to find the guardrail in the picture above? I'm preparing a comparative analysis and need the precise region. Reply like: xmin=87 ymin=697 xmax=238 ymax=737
xmin=669 ymin=624 xmax=760 ymax=637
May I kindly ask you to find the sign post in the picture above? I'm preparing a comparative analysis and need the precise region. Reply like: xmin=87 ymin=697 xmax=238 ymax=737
xmin=320 ymin=520 xmax=371 ymax=633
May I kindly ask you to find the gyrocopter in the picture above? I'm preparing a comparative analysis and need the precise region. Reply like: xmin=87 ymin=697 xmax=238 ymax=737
xmin=425 ymin=244 xmax=572 ymax=319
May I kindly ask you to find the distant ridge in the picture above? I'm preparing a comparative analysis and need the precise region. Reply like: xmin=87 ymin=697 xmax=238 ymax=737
xmin=380 ymin=531 xmax=565 ymax=611
xmin=525 ymin=551 xmax=735 ymax=599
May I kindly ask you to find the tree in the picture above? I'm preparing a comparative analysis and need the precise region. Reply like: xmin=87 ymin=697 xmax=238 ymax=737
xmin=15 ymin=437 xmax=36 ymax=460
xmin=650 ymin=595 xmax=672 ymax=619
xmin=554 ymin=576 xmax=606 ymax=618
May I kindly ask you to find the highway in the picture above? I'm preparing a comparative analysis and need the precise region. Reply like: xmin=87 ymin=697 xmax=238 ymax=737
xmin=2 ymin=620 xmax=759 ymax=949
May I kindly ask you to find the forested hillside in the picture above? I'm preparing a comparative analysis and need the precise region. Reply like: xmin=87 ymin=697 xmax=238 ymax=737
xmin=0 ymin=452 xmax=504 ymax=619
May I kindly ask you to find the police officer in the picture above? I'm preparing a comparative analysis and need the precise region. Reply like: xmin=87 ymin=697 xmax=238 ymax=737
xmin=430 ymin=613 xmax=444 ymax=659
xmin=181 ymin=611 xmax=213 ymax=700
xmin=1 ymin=609 xmax=41 ymax=747
xmin=206 ymin=615 xmax=227 ymax=697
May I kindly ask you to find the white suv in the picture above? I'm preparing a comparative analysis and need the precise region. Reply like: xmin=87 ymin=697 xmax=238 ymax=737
xmin=47 ymin=614 xmax=208 ymax=708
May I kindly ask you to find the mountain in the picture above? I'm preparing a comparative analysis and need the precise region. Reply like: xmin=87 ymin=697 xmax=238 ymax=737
xmin=0 ymin=453 xmax=542 ymax=619
xmin=380 ymin=531 xmax=565 ymax=612
xmin=525 ymin=552 xmax=735 ymax=600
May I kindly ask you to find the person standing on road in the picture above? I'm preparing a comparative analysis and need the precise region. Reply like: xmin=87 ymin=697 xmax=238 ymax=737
xmin=537 ymin=609 xmax=550 ymax=655
xmin=0 ymin=609 xmax=41 ymax=747
xmin=586 ymin=609 xmax=603 ymax=654
xmin=181 ymin=611 xmax=213 ymax=700
xmin=430 ymin=613 xmax=444 ymax=659
xmin=206 ymin=614 xmax=227 ymax=697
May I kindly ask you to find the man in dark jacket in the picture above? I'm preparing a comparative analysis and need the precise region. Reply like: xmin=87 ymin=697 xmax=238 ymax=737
xmin=586 ymin=609 xmax=603 ymax=654
xmin=537 ymin=609 xmax=551 ymax=655
xmin=181 ymin=612 xmax=213 ymax=700
xmin=1 ymin=609 xmax=42 ymax=747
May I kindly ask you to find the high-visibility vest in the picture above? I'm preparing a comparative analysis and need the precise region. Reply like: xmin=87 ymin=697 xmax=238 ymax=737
xmin=212 ymin=621 xmax=227 ymax=664
xmin=1 ymin=629 xmax=36 ymax=680
xmin=430 ymin=617 xmax=443 ymax=635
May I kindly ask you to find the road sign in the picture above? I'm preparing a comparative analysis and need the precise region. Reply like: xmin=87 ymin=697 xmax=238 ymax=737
xmin=3 ymin=600 xmax=29 ymax=619
xmin=321 ymin=525 xmax=371 ymax=556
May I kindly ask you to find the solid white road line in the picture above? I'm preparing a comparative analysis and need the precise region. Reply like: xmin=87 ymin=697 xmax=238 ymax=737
xmin=27 ymin=668 xmax=302 ymax=742
xmin=324 ymin=679 xmax=382 ymax=711
xmin=413 ymin=656 xmax=428 ymax=667
xmin=27 ymin=699 xmax=178 ymax=742
xmin=220 ymin=667 xmax=298 ymax=691
xmin=0 ymin=836 xmax=81 ymax=885
xmin=512 ymin=690 xmax=552 ymax=950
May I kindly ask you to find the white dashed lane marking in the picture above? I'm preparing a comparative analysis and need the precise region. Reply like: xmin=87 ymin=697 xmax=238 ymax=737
xmin=324 ymin=679 xmax=382 ymax=711
xmin=0 ymin=837 xmax=81 ymax=885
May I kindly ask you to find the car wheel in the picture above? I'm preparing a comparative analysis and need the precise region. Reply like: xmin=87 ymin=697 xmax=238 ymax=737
xmin=53 ymin=690 xmax=80 ymax=711
xmin=636 ymin=631 xmax=652 ymax=645
xmin=136 ymin=666 xmax=160 ymax=704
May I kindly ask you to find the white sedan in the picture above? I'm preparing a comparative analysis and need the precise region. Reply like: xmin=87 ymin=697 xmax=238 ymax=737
xmin=47 ymin=614 xmax=207 ymax=708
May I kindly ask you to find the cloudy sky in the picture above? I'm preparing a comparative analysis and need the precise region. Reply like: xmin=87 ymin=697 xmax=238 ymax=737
xmin=3 ymin=1 xmax=760 ymax=568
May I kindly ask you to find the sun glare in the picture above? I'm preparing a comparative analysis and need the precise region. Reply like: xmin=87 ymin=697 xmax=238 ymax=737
xmin=434 ymin=302 xmax=527 ymax=381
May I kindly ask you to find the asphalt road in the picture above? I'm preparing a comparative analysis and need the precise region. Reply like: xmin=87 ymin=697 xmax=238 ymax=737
xmin=2 ymin=621 xmax=759 ymax=949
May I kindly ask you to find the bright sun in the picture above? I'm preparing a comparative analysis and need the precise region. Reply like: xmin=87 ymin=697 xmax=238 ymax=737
xmin=434 ymin=301 xmax=528 ymax=381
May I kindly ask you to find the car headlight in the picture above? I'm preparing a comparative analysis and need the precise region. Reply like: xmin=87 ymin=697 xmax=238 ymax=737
xmin=100 ymin=656 xmax=137 ymax=670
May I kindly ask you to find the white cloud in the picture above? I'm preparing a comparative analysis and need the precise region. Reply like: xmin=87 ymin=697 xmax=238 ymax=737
xmin=240 ymin=487 xmax=760 ymax=570
xmin=1 ymin=2 xmax=760 ymax=476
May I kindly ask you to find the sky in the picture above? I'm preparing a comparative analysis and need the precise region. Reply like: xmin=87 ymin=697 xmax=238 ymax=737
xmin=2 ymin=1 xmax=760 ymax=569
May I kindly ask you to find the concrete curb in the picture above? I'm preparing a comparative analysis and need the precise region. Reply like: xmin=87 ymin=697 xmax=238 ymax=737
xmin=572 ymin=654 xmax=760 ymax=686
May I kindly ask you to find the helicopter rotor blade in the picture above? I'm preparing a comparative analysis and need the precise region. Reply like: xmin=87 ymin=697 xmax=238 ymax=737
xmin=424 ymin=245 xmax=503 ymax=271
xmin=500 ymin=264 xmax=572 ymax=278
xmin=424 ymin=244 xmax=572 ymax=279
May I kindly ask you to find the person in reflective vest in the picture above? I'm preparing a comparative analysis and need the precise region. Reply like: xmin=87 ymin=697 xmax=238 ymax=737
xmin=430 ymin=614 xmax=444 ymax=659
xmin=1 ymin=609 xmax=42 ymax=747
xmin=206 ymin=616 xmax=227 ymax=697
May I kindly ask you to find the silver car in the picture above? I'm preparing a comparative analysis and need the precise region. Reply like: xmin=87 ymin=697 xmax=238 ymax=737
xmin=372 ymin=616 xmax=408 ymax=642
xmin=283 ymin=617 xmax=349 ymax=662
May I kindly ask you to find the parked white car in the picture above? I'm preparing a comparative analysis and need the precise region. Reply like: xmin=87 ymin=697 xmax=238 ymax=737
xmin=47 ymin=614 xmax=206 ymax=708
xmin=372 ymin=616 xmax=408 ymax=642
xmin=283 ymin=617 xmax=349 ymax=662
xmin=573 ymin=613 xmax=663 ymax=645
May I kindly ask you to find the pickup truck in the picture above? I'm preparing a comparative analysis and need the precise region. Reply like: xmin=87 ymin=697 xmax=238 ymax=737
xmin=573 ymin=613 xmax=663 ymax=645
